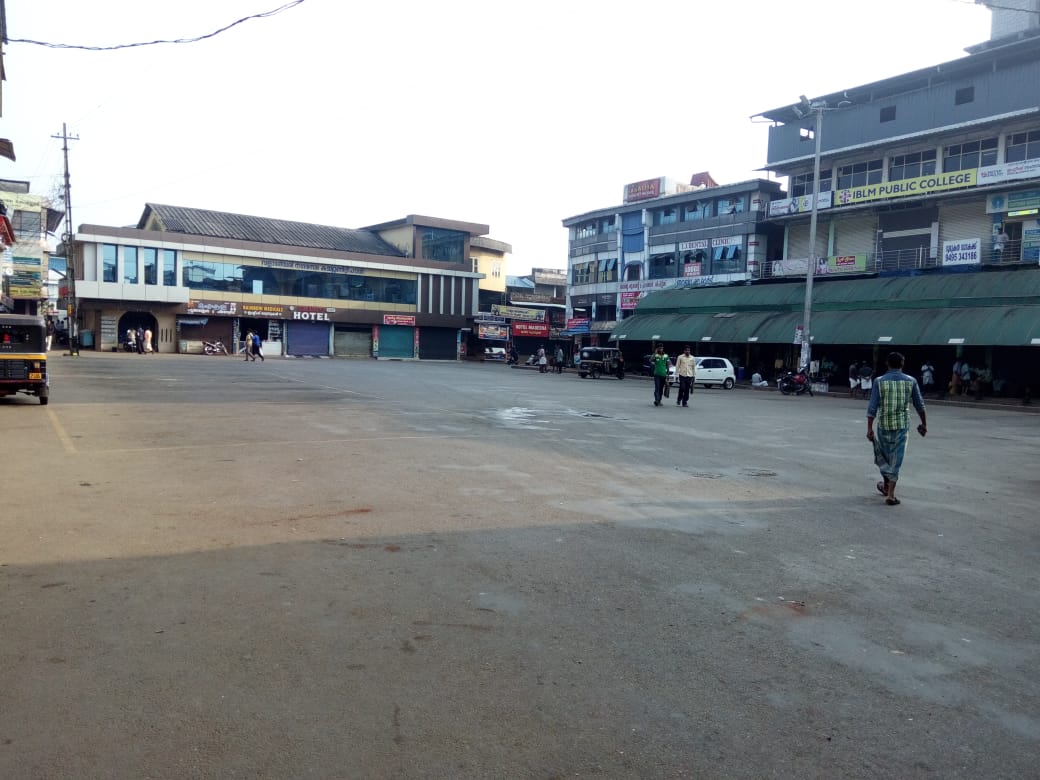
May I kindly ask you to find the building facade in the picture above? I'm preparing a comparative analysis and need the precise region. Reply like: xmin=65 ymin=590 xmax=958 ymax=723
xmin=70 ymin=205 xmax=488 ymax=360
xmin=610 ymin=15 xmax=1040 ymax=395
xmin=562 ymin=174 xmax=785 ymax=346
xmin=0 ymin=180 xmax=64 ymax=315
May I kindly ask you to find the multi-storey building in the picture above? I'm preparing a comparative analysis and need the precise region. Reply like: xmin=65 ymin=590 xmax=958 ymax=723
xmin=0 ymin=179 xmax=64 ymax=315
xmin=69 ymin=205 xmax=488 ymax=359
xmin=610 ymin=9 xmax=1040 ymax=395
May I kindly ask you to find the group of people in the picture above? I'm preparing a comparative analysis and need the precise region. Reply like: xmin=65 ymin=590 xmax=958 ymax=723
xmin=243 ymin=330 xmax=265 ymax=362
xmin=125 ymin=326 xmax=153 ymax=354
xmin=650 ymin=344 xmax=696 ymax=407
xmin=535 ymin=345 xmax=566 ymax=374
xmin=848 ymin=361 xmax=875 ymax=399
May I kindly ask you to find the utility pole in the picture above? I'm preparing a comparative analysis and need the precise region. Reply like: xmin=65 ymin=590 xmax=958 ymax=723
xmin=52 ymin=123 xmax=80 ymax=355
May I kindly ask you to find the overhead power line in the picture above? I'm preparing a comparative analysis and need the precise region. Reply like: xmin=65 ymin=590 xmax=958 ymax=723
xmin=8 ymin=0 xmax=307 ymax=50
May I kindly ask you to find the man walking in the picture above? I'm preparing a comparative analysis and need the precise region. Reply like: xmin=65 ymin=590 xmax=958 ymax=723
xmin=555 ymin=346 xmax=565 ymax=374
xmin=674 ymin=345 xmax=696 ymax=407
xmin=651 ymin=345 xmax=670 ymax=407
xmin=866 ymin=352 xmax=928 ymax=506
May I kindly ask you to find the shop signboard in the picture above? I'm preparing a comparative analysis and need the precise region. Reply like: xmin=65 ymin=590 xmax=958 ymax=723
xmin=186 ymin=299 xmax=237 ymax=315
xmin=818 ymin=254 xmax=868 ymax=274
xmin=478 ymin=323 xmax=509 ymax=340
xmin=941 ymin=239 xmax=981 ymax=266
xmin=9 ymin=256 xmax=43 ymax=298
xmin=492 ymin=304 xmax=544 ymax=321
xmin=834 ymin=170 xmax=976 ymax=206
xmin=242 ymin=303 xmax=286 ymax=318
xmin=624 ymin=177 xmax=662 ymax=203
xmin=512 ymin=321 xmax=549 ymax=338
xmin=986 ymin=189 xmax=1040 ymax=214
xmin=620 ymin=292 xmax=643 ymax=310
xmin=563 ymin=317 xmax=590 ymax=334
xmin=383 ymin=314 xmax=415 ymax=326
xmin=768 ymin=192 xmax=833 ymax=216
xmin=978 ymin=158 xmax=1040 ymax=186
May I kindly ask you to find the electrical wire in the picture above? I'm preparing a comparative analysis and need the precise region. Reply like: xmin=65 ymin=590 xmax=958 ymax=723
xmin=8 ymin=0 xmax=307 ymax=50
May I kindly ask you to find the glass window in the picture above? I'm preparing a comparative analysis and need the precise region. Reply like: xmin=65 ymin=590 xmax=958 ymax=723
xmin=1005 ymin=130 xmax=1040 ymax=163
xmin=682 ymin=201 xmax=710 ymax=221
xmin=143 ymin=247 xmax=158 ymax=285
xmin=791 ymin=172 xmax=833 ymax=198
xmin=421 ymin=228 xmax=466 ymax=263
xmin=889 ymin=150 xmax=937 ymax=181
xmin=576 ymin=221 xmax=596 ymax=239
xmin=717 ymin=196 xmax=746 ymax=215
xmin=11 ymin=210 xmax=42 ymax=240
xmin=162 ymin=249 xmax=177 ymax=286
xmin=653 ymin=208 xmax=678 ymax=226
xmin=943 ymin=138 xmax=998 ymax=172
xmin=124 ymin=246 xmax=138 ymax=284
xmin=102 ymin=244 xmax=117 ymax=283
xmin=180 ymin=261 xmax=416 ymax=303
xmin=648 ymin=253 xmax=676 ymax=279
xmin=599 ymin=217 xmax=616 ymax=234
xmin=837 ymin=159 xmax=883 ymax=190
xmin=572 ymin=262 xmax=590 ymax=285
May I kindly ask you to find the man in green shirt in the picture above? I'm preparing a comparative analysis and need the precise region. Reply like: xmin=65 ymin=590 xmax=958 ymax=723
xmin=651 ymin=345 xmax=670 ymax=406
xmin=866 ymin=352 xmax=928 ymax=506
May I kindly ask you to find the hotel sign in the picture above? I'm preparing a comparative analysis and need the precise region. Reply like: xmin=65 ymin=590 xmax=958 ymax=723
xmin=623 ymin=177 xmax=662 ymax=203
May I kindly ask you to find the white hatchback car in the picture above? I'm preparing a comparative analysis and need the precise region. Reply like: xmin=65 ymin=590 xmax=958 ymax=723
xmin=694 ymin=356 xmax=736 ymax=389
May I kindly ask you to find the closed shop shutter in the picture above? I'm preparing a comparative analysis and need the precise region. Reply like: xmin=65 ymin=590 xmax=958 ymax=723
xmin=831 ymin=212 xmax=877 ymax=257
xmin=786 ymin=221 xmax=827 ymax=261
xmin=379 ymin=325 xmax=415 ymax=358
xmin=287 ymin=322 xmax=330 ymax=356
xmin=418 ymin=328 xmax=458 ymax=360
xmin=939 ymin=199 xmax=992 ymax=249
xmin=334 ymin=327 xmax=372 ymax=357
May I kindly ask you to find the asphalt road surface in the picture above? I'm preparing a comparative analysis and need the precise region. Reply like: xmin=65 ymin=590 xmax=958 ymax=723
xmin=1 ymin=353 xmax=1037 ymax=779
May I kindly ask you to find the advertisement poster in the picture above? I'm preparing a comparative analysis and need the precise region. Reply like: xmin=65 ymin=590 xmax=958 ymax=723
xmin=941 ymin=239 xmax=981 ymax=266
xmin=478 ymin=324 xmax=509 ymax=340
xmin=620 ymin=292 xmax=644 ymax=310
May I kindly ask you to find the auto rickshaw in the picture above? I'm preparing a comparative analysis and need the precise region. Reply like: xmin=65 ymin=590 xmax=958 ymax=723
xmin=577 ymin=346 xmax=625 ymax=380
xmin=0 ymin=315 xmax=49 ymax=405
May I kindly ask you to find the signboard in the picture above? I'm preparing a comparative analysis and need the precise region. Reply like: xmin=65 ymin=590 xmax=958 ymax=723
xmin=9 ymin=256 xmax=43 ymax=299
xmin=383 ymin=314 xmax=415 ymax=326
xmin=834 ymin=170 xmax=976 ymax=206
xmin=478 ymin=323 xmax=509 ymax=340
xmin=624 ymin=177 xmax=662 ymax=203
xmin=242 ymin=303 xmax=287 ymax=318
xmin=618 ymin=279 xmax=673 ymax=293
xmin=942 ymin=238 xmax=982 ymax=266
xmin=678 ymin=240 xmax=709 ymax=251
xmin=620 ymin=292 xmax=644 ymax=310
xmin=563 ymin=317 xmax=590 ymax=334
xmin=768 ymin=192 xmax=833 ymax=217
xmin=818 ymin=254 xmax=868 ymax=274
xmin=492 ymin=304 xmax=545 ymax=322
xmin=978 ymin=158 xmax=1040 ymax=186
xmin=683 ymin=262 xmax=703 ymax=277
xmin=987 ymin=189 xmax=1040 ymax=214
xmin=474 ymin=313 xmax=506 ymax=324
xmin=186 ymin=299 xmax=237 ymax=315
xmin=512 ymin=321 xmax=549 ymax=338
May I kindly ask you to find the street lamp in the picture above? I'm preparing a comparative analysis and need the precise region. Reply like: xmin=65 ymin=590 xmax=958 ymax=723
xmin=792 ymin=95 xmax=849 ymax=373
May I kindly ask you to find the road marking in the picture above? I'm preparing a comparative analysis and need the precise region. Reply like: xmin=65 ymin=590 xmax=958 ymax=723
xmin=46 ymin=408 xmax=77 ymax=454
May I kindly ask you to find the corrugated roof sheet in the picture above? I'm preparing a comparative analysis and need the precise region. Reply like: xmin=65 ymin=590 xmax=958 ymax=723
xmin=138 ymin=204 xmax=406 ymax=258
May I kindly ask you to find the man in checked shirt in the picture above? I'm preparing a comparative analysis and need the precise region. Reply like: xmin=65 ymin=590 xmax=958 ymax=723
xmin=866 ymin=352 xmax=928 ymax=506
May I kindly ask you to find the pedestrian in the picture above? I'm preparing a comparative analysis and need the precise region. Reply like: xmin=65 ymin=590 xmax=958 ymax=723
xmin=126 ymin=327 xmax=136 ymax=353
xmin=45 ymin=318 xmax=55 ymax=351
xmin=858 ymin=362 xmax=874 ymax=400
xmin=651 ymin=345 xmax=670 ymax=406
xmin=135 ymin=326 xmax=145 ymax=355
xmin=993 ymin=226 xmax=1009 ymax=262
xmin=866 ymin=351 xmax=928 ymax=506
xmin=243 ymin=330 xmax=254 ymax=361
xmin=555 ymin=346 xmax=565 ymax=374
xmin=674 ymin=344 xmax=696 ymax=407
xmin=143 ymin=327 xmax=153 ymax=354
xmin=848 ymin=360 xmax=860 ymax=397
xmin=252 ymin=331 xmax=264 ymax=362
xmin=920 ymin=359 xmax=935 ymax=397
xmin=537 ymin=345 xmax=547 ymax=373
xmin=959 ymin=360 xmax=971 ymax=395
xmin=951 ymin=359 xmax=963 ymax=396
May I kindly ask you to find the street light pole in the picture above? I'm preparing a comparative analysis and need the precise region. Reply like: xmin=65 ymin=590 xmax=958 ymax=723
xmin=799 ymin=104 xmax=824 ymax=372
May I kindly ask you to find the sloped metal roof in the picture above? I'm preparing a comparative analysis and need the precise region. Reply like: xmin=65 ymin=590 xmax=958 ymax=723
xmin=138 ymin=203 xmax=406 ymax=258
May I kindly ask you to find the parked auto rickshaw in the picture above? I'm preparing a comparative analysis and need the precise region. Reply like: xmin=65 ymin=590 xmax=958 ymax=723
xmin=0 ymin=314 xmax=49 ymax=405
xmin=577 ymin=346 xmax=625 ymax=380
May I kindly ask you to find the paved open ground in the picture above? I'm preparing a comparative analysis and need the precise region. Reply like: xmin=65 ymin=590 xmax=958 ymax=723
xmin=1 ymin=352 xmax=1037 ymax=779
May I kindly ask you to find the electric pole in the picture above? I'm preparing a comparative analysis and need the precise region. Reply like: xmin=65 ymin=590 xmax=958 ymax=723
xmin=52 ymin=123 xmax=80 ymax=355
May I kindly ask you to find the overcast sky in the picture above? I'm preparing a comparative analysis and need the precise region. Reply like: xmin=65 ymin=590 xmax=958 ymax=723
xmin=3 ymin=0 xmax=991 ymax=274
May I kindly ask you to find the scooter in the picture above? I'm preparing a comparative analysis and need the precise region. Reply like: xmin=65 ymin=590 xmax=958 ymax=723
xmin=203 ymin=339 xmax=229 ymax=355
xmin=779 ymin=367 xmax=814 ymax=396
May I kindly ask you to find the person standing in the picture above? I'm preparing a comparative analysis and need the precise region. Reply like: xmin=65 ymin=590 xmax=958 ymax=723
xmin=848 ymin=360 xmax=860 ymax=397
xmin=959 ymin=360 xmax=971 ymax=395
xmin=143 ymin=327 xmax=153 ymax=354
xmin=993 ymin=226 xmax=1010 ymax=262
xmin=674 ymin=345 xmax=696 ymax=407
xmin=920 ymin=359 xmax=935 ymax=397
xmin=135 ymin=326 xmax=145 ymax=355
xmin=858 ymin=362 xmax=874 ymax=400
xmin=537 ymin=346 xmax=547 ymax=373
xmin=651 ymin=345 xmax=670 ymax=407
xmin=555 ymin=346 xmax=565 ymax=374
xmin=951 ymin=359 xmax=963 ymax=397
xmin=45 ymin=318 xmax=55 ymax=352
xmin=243 ymin=330 xmax=254 ymax=361
xmin=866 ymin=352 xmax=928 ymax=506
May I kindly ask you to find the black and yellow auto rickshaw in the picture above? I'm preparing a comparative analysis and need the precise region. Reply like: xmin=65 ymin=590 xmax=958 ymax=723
xmin=0 ymin=315 xmax=49 ymax=405
xmin=577 ymin=346 xmax=625 ymax=380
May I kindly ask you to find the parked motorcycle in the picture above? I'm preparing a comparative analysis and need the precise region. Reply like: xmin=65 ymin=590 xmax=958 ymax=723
xmin=203 ymin=339 xmax=230 ymax=356
xmin=779 ymin=367 xmax=814 ymax=396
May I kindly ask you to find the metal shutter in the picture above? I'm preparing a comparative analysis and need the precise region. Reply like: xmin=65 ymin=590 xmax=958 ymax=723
xmin=418 ymin=328 xmax=458 ymax=360
xmin=333 ymin=328 xmax=372 ymax=357
xmin=786 ymin=221 xmax=828 ymax=261
xmin=939 ymin=198 xmax=993 ymax=248
xmin=286 ymin=322 xmax=330 ymax=356
xmin=378 ymin=325 xmax=415 ymax=358
xmin=831 ymin=212 xmax=877 ymax=256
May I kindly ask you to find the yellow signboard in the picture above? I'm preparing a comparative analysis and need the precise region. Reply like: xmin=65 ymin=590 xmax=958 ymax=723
xmin=834 ymin=169 xmax=977 ymax=206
